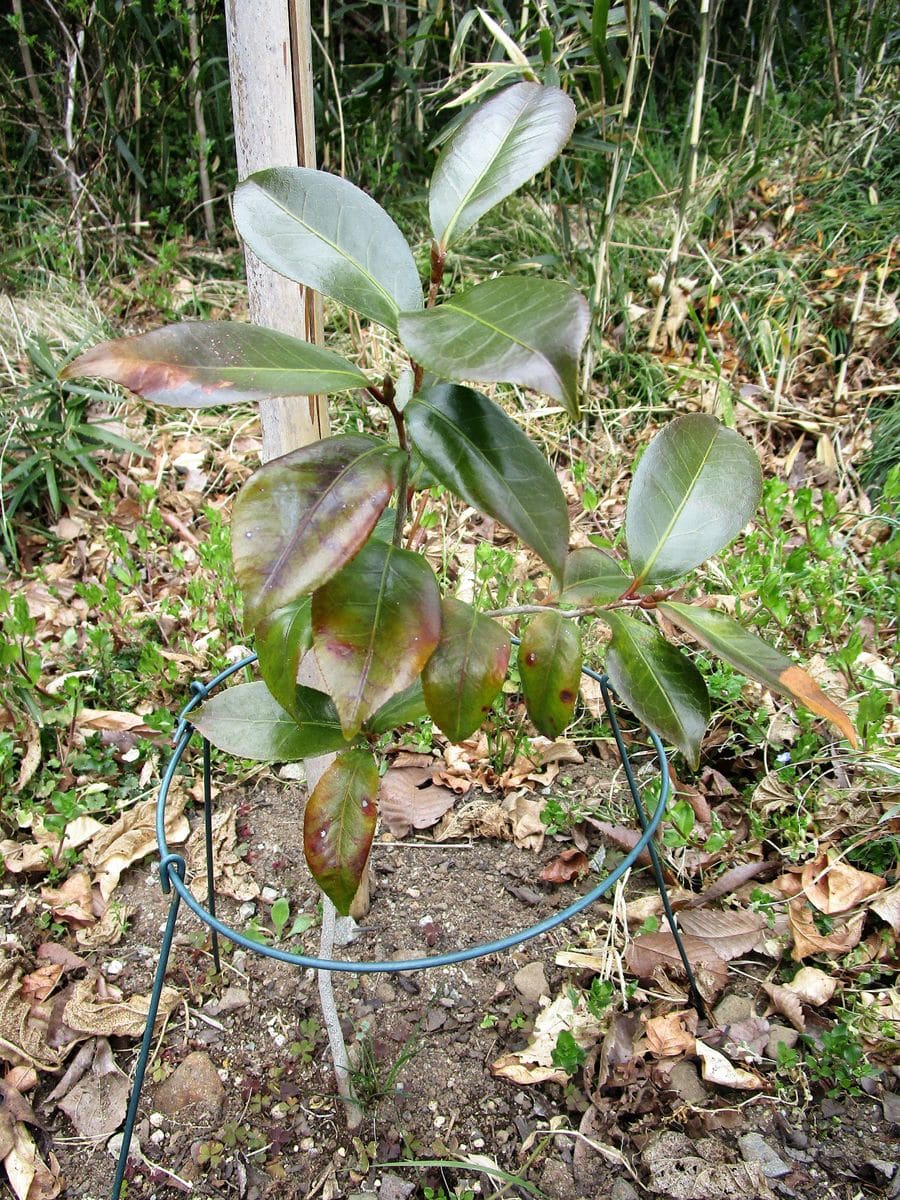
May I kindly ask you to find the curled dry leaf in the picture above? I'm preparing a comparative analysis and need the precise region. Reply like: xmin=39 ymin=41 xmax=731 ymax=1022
xmin=0 ymin=817 xmax=105 ymax=875
xmin=3 ymin=1124 xmax=62 ymax=1200
xmin=56 ymin=1037 xmax=130 ymax=1140
xmin=675 ymin=908 xmax=767 ymax=961
xmin=378 ymin=765 xmax=456 ymax=838
xmin=40 ymin=871 xmax=98 ymax=928
xmin=695 ymin=1041 xmax=766 ymax=1090
xmin=787 ymin=965 xmax=838 ymax=1006
xmin=871 ymin=882 xmax=900 ymax=934
xmin=512 ymin=795 xmax=545 ymax=851
xmin=761 ymin=982 xmax=806 ymax=1032
xmin=642 ymin=1009 xmax=698 ymax=1058
xmin=186 ymin=805 xmax=259 ymax=903
xmin=539 ymin=848 xmax=589 ymax=884
xmin=75 ymin=903 xmax=136 ymax=950
xmin=20 ymin=965 xmax=63 ymax=1005
xmin=801 ymin=853 xmax=885 ymax=914
xmin=491 ymin=991 xmax=604 ymax=1086
xmin=62 ymin=977 xmax=181 ymax=1041
xmin=788 ymin=898 xmax=865 ymax=961
xmin=0 ymin=956 xmax=65 ymax=1073
xmin=626 ymin=933 xmax=729 ymax=999
xmin=84 ymin=793 xmax=189 ymax=901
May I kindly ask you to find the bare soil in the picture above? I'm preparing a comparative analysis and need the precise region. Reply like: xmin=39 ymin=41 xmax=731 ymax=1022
xmin=40 ymin=764 xmax=899 ymax=1200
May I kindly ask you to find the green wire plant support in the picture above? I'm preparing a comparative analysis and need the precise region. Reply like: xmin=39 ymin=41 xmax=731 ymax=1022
xmin=111 ymin=653 xmax=700 ymax=1200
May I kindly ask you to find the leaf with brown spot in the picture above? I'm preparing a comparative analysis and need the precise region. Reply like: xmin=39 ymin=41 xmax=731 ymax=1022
xmin=313 ymin=540 xmax=441 ymax=738
xmin=675 ymin=908 xmax=767 ymax=961
xmin=519 ymin=610 xmax=582 ymax=739
xmin=232 ymin=435 xmax=406 ymax=628
xmin=304 ymin=749 xmax=378 ymax=915
xmin=63 ymin=321 xmax=369 ymax=406
xmin=643 ymin=1009 xmax=698 ymax=1058
xmin=800 ymin=853 xmax=885 ymax=914
xmin=660 ymin=603 xmax=857 ymax=746
xmin=539 ymin=848 xmax=589 ymax=884
xmin=626 ymin=933 xmax=728 ymax=997
xmin=422 ymin=598 xmax=510 ymax=743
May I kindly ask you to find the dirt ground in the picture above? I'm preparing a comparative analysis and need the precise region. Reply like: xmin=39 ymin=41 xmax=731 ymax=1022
xmin=32 ymin=758 xmax=899 ymax=1200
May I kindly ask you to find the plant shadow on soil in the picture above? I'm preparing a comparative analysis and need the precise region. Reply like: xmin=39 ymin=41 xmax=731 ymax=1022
xmin=52 ymin=763 xmax=898 ymax=1200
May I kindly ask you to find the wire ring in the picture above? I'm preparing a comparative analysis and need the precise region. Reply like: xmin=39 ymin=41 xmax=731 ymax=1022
xmin=155 ymin=655 xmax=668 ymax=973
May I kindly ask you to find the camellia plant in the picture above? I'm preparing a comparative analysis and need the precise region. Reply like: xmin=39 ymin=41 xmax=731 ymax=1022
xmin=64 ymin=83 xmax=856 ymax=915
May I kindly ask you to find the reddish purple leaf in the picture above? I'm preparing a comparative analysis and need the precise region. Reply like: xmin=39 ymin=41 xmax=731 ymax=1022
xmin=303 ymin=749 xmax=378 ymax=915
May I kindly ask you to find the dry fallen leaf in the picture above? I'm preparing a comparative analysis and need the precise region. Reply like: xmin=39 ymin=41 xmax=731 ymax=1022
xmin=3 ymin=1124 xmax=62 ymax=1200
xmin=40 ymin=871 xmax=98 ymax=928
xmin=62 ymin=977 xmax=181 ymax=1041
xmin=512 ymin=795 xmax=545 ymax=852
xmin=378 ymin=766 xmax=456 ymax=838
xmin=539 ymin=848 xmax=589 ymax=884
xmin=56 ymin=1037 xmax=130 ymax=1139
xmin=75 ymin=903 xmax=136 ymax=950
xmin=788 ymin=898 xmax=865 ymax=961
xmin=871 ymin=882 xmax=900 ymax=933
xmin=801 ymin=853 xmax=885 ymax=914
xmin=761 ymin=982 xmax=806 ymax=1032
xmin=491 ymin=991 xmax=604 ymax=1086
xmin=0 ymin=956 xmax=65 ymax=1073
xmin=675 ymin=908 xmax=767 ymax=961
xmin=626 ymin=933 xmax=729 ymax=998
xmin=787 ymin=965 xmax=838 ymax=1006
xmin=186 ymin=804 xmax=259 ymax=903
xmin=643 ymin=1009 xmax=698 ymax=1058
xmin=85 ymin=794 xmax=189 ymax=900
xmin=695 ymin=1041 xmax=766 ymax=1090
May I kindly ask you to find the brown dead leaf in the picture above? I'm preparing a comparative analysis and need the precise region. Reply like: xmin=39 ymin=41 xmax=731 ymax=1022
xmin=186 ymin=805 xmax=258 ymax=903
xmin=14 ymin=719 xmax=40 ymax=795
xmin=695 ymin=1041 xmax=766 ymax=1090
xmin=675 ymin=908 xmax=767 ymax=960
xmin=626 ymin=934 xmax=729 ymax=998
xmin=788 ymin=898 xmax=865 ymax=961
xmin=40 ymin=871 xmax=97 ymax=928
xmin=761 ymin=982 xmax=806 ymax=1032
xmin=491 ymin=991 xmax=604 ymax=1086
xmin=512 ymin=795 xmax=545 ymax=851
xmin=434 ymin=796 xmax=511 ymax=842
xmin=3 ymin=1124 xmax=62 ymax=1200
xmin=687 ymin=859 xmax=775 ymax=907
xmin=643 ymin=1009 xmax=698 ymax=1058
xmin=787 ymin=965 xmax=838 ymax=1006
xmin=75 ymin=903 xmax=135 ymax=950
xmin=0 ymin=816 xmax=105 ymax=876
xmin=378 ymin=766 xmax=456 ymax=838
xmin=75 ymin=709 xmax=155 ymax=735
xmin=62 ymin=977 xmax=180 ymax=1040
xmin=717 ymin=1016 xmax=770 ymax=1062
xmin=20 ymin=966 xmax=62 ymax=1005
xmin=871 ymin=882 xmax=900 ymax=933
xmin=0 ymin=957 xmax=64 ymax=1075
xmin=56 ymin=1037 xmax=129 ymax=1139
xmin=86 ymin=793 xmax=190 ymax=901
xmin=801 ymin=853 xmax=885 ymax=914
xmin=36 ymin=945 xmax=85 ymax=973
xmin=539 ymin=849 xmax=589 ymax=884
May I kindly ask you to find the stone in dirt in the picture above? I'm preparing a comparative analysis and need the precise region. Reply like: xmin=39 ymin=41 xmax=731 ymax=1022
xmin=668 ymin=1059 xmax=708 ymax=1106
xmin=713 ymin=993 xmax=755 ymax=1025
xmin=766 ymin=1024 xmax=799 ymax=1059
xmin=739 ymin=1132 xmax=792 ymax=1179
xmin=513 ymin=960 xmax=549 ymax=1004
xmin=153 ymin=1050 xmax=225 ymax=1119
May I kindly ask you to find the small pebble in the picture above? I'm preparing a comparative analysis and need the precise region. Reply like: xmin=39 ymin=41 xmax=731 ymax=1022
xmin=739 ymin=1132 xmax=791 ymax=1179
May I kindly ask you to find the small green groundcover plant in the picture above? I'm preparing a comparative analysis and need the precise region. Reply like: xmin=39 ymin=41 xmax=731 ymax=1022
xmin=64 ymin=83 xmax=855 ymax=915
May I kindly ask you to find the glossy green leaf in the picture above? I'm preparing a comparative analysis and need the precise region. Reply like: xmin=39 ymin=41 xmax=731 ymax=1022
xmin=559 ymin=547 xmax=628 ymax=604
xmin=660 ymin=602 xmax=858 ymax=746
xmin=303 ymin=749 xmax=378 ymax=915
xmin=233 ymin=168 xmax=423 ymax=331
xmin=604 ymin=612 xmax=710 ymax=769
xmin=398 ymin=278 xmax=589 ymax=418
xmin=422 ymin=598 xmax=511 ymax=742
xmin=519 ymin=611 xmax=582 ymax=739
xmin=312 ymin=539 xmax=441 ymax=737
xmin=430 ymin=82 xmax=576 ymax=249
xmin=193 ymin=680 xmax=351 ymax=761
xmin=61 ymin=322 xmax=369 ymax=407
xmin=255 ymin=597 xmax=311 ymax=718
xmin=232 ymin=435 xmax=406 ymax=628
xmin=365 ymin=679 xmax=429 ymax=734
xmin=406 ymin=384 xmax=569 ymax=580
xmin=625 ymin=414 xmax=762 ymax=586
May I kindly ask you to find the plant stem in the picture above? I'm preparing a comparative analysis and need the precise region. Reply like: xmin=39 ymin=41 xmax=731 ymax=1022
xmin=376 ymin=376 xmax=410 ymax=546
xmin=318 ymin=897 xmax=363 ymax=1130
xmin=427 ymin=241 xmax=446 ymax=308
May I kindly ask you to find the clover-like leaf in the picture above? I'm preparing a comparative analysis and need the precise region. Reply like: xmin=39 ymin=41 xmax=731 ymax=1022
xmin=406 ymin=383 xmax=569 ymax=580
xmin=312 ymin=539 xmax=442 ymax=737
xmin=193 ymin=680 xmax=352 ymax=761
xmin=232 ymin=435 xmax=406 ymax=628
xmin=519 ymin=611 xmax=582 ymax=739
xmin=605 ymin=612 xmax=710 ymax=769
xmin=559 ymin=547 xmax=629 ymax=604
xmin=430 ymin=81 xmax=576 ymax=249
xmin=303 ymin=749 xmax=378 ymax=915
xmin=233 ymin=168 xmax=423 ymax=331
xmin=422 ymin=598 xmax=511 ymax=742
xmin=255 ymin=597 xmax=311 ymax=718
xmin=625 ymin=414 xmax=762 ymax=586
xmin=660 ymin=602 xmax=858 ymax=746
xmin=399 ymin=278 xmax=589 ymax=418
xmin=61 ymin=322 xmax=369 ymax=407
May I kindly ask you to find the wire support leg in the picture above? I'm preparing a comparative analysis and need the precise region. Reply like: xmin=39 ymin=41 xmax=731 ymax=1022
xmin=110 ymin=867 xmax=184 ymax=1200
xmin=202 ymin=738 xmax=221 ymax=974
xmin=600 ymin=680 xmax=708 ymax=1020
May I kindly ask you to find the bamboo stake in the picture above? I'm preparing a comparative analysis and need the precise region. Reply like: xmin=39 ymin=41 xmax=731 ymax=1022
xmin=647 ymin=0 xmax=713 ymax=352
